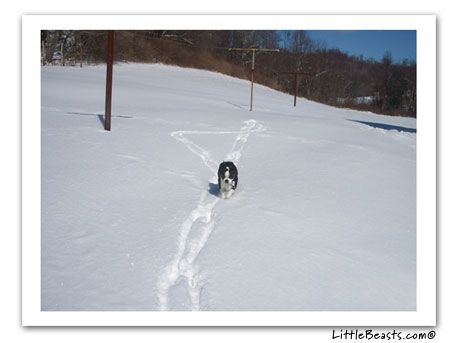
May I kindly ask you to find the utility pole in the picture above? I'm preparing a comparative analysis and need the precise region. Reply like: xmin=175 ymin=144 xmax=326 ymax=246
xmin=282 ymin=71 xmax=307 ymax=107
xmin=105 ymin=30 xmax=114 ymax=131
xmin=229 ymin=47 xmax=279 ymax=111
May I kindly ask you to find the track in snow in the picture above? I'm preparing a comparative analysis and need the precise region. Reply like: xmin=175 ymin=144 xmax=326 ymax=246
xmin=156 ymin=120 xmax=266 ymax=311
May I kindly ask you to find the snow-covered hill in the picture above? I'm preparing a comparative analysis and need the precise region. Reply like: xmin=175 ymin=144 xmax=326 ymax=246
xmin=41 ymin=63 xmax=416 ymax=311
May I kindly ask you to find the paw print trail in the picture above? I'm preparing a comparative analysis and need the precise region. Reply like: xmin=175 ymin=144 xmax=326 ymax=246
xmin=156 ymin=120 xmax=266 ymax=311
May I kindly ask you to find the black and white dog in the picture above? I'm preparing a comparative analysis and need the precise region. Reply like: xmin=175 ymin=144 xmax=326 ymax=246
xmin=218 ymin=161 xmax=238 ymax=199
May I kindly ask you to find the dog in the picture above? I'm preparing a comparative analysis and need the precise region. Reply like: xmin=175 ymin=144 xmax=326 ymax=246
xmin=217 ymin=161 xmax=238 ymax=199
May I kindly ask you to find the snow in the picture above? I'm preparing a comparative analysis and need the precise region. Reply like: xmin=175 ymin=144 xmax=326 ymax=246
xmin=41 ymin=63 xmax=416 ymax=311
xmin=353 ymin=95 xmax=378 ymax=104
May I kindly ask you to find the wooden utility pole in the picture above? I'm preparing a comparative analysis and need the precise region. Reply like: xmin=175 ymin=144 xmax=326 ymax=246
xmin=229 ymin=47 xmax=279 ymax=111
xmin=104 ymin=30 xmax=114 ymax=131
xmin=282 ymin=71 xmax=307 ymax=107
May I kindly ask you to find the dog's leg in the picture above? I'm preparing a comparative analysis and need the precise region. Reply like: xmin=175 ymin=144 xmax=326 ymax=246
xmin=225 ymin=189 xmax=234 ymax=199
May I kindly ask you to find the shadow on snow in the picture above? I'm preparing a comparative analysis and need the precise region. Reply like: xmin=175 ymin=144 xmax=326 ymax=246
xmin=68 ymin=112 xmax=132 ymax=128
xmin=348 ymin=120 xmax=416 ymax=133
xmin=208 ymin=182 xmax=220 ymax=197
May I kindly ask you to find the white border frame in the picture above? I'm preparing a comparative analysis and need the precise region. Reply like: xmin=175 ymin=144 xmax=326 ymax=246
xmin=22 ymin=14 xmax=436 ymax=326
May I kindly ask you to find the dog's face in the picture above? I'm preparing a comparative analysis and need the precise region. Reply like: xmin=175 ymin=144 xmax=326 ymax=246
xmin=222 ymin=166 xmax=236 ymax=188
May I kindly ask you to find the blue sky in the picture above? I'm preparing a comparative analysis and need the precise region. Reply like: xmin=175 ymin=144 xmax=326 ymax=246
xmin=305 ymin=30 xmax=416 ymax=63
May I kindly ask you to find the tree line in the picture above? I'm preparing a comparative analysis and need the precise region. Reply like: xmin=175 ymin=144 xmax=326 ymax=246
xmin=41 ymin=30 xmax=416 ymax=117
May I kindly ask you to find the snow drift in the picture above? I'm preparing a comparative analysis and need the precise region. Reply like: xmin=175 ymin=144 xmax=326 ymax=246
xmin=41 ymin=63 xmax=416 ymax=311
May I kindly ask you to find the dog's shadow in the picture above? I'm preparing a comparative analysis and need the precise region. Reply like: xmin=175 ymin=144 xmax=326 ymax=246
xmin=208 ymin=182 xmax=220 ymax=197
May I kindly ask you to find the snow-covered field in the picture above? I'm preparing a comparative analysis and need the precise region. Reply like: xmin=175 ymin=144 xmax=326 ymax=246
xmin=41 ymin=63 xmax=416 ymax=311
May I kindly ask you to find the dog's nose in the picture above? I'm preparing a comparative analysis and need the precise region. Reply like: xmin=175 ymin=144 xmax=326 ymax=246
xmin=225 ymin=179 xmax=229 ymax=183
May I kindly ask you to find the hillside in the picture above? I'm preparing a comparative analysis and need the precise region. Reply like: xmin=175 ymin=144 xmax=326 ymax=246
xmin=41 ymin=63 xmax=416 ymax=311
